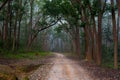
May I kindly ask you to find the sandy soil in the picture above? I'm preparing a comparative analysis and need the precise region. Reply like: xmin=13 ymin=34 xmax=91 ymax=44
xmin=45 ymin=53 xmax=95 ymax=80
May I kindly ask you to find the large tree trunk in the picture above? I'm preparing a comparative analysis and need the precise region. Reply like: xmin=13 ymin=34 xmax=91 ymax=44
xmin=87 ymin=0 xmax=102 ymax=65
xmin=16 ymin=0 xmax=22 ymax=50
xmin=74 ymin=26 xmax=81 ymax=57
xmin=116 ymin=0 xmax=120 ymax=39
xmin=3 ymin=3 xmax=9 ymax=48
xmin=97 ymin=0 xmax=102 ymax=65
xmin=97 ymin=0 xmax=107 ymax=65
xmin=91 ymin=15 xmax=100 ymax=65
xmin=3 ymin=12 xmax=8 ymax=42
xmin=97 ymin=17 xmax=102 ymax=65
xmin=91 ymin=27 xmax=96 ymax=61
xmin=116 ymin=0 xmax=120 ymax=16
xmin=111 ymin=0 xmax=118 ymax=69
xmin=8 ymin=0 xmax=12 ymax=49
xmin=97 ymin=11 xmax=102 ymax=65
xmin=84 ymin=26 xmax=92 ymax=62
xmin=80 ymin=6 xmax=93 ymax=62
xmin=84 ymin=13 xmax=92 ymax=62
xmin=12 ymin=10 xmax=18 ymax=51
xmin=27 ymin=0 xmax=34 ymax=50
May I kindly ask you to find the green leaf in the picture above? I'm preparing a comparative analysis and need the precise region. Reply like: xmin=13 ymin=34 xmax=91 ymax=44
xmin=80 ymin=22 xmax=86 ymax=27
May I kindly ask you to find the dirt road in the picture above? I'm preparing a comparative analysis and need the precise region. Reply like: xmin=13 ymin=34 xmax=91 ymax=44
xmin=46 ymin=53 xmax=94 ymax=80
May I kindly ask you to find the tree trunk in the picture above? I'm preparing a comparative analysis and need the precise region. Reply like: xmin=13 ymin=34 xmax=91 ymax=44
xmin=87 ymin=2 xmax=100 ymax=64
xmin=3 ymin=12 xmax=8 ymax=42
xmin=84 ymin=26 xmax=92 ymax=62
xmin=97 ymin=12 xmax=102 ymax=65
xmin=91 ymin=15 xmax=99 ymax=65
xmin=16 ymin=0 xmax=22 ymax=50
xmin=111 ymin=0 xmax=118 ymax=69
xmin=80 ymin=6 xmax=93 ymax=61
xmin=74 ymin=26 xmax=81 ymax=57
xmin=116 ymin=0 xmax=120 ymax=41
xmin=116 ymin=0 xmax=120 ymax=16
xmin=12 ymin=10 xmax=18 ymax=51
xmin=8 ymin=0 xmax=12 ymax=49
xmin=17 ymin=17 xmax=22 ymax=50
xmin=27 ymin=0 xmax=34 ymax=50
xmin=97 ymin=0 xmax=106 ymax=65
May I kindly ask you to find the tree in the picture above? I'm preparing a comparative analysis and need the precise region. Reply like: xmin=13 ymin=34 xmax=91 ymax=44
xmin=97 ymin=0 xmax=107 ymax=65
xmin=111 ymin=0 xmax=118 ymax=69
xmin=43 ymin=0 xmax=81 ymax=56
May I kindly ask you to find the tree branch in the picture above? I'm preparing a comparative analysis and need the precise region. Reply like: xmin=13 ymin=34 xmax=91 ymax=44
xmin=0 ymin=0 xmax=9 ymax=11
xmin=38 ymin=17 xmax=61 ymax=32
xmin=102 ymin=0 xmax=107 ymax=13
xmin=28 ymin=17 xmax=62 ymax=47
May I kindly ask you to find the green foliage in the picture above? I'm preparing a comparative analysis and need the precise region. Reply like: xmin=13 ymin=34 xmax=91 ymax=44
xmin=105 ymin=3 xmax=118 ymax=12
xmin=82 ymin=0 xmax=89 ymax=7
xmin=60 ymin=0 xmax=78 ymax=18
xmin=102 ymin=44 xmax=114 ymax=68
xmin=43 ymin=0 xmax=62 ymax=17
xmin=0 ymin=0 xmax=5 ymax=2
xmin=102 ymin=44 xmax=114 ymax=61
xmin=102 ymin=43 xmax=120 ymax=69
xmin=37 ymin=19 xmax=47 ymax=27
xmin=80 ymin=22 xmax=86 ymax=27
xmin=12 ymin=2 xmax=20 ymax=11
xmin=43 ymin=0 xmax=79 ymax=18
xmin=54 ymin=26 xmax=63 ymax=33
xmin=0 ymin=51 xmax=51 ymax=59
xmin=91 ymin=0 xmax=99 ymax=16
xmin=0 ymin=13 xmax=4 ymax=21
xmin=80 ymin=31 xmax=85 ymax=37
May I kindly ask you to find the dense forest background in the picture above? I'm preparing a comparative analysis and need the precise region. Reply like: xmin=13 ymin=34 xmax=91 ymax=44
xmin=0 ymin=0 xmax=120 ymax=69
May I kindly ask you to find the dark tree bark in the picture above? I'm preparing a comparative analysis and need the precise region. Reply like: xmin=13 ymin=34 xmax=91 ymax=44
xmin=111 ymin=0 xmax=118 ymax=69
xmin=74 ymin=26 xmax=81 ymax=57
xmin=3 ymin=15 xmax=8 ymax=42
xmin=97 ymin=0 xmax=107 ymax=65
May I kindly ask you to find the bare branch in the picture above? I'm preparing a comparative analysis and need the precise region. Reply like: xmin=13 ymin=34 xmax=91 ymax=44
xmin=0 ymin=0 xmax=9 ymax=11
xmin=38 ymin=17 xmax=61 ymax=32
xmin=28 ymin=17 xmax=62 ymax=47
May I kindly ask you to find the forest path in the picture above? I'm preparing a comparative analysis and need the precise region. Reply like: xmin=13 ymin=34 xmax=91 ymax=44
xmin=45 ymin=53 xmax=94 ymax=80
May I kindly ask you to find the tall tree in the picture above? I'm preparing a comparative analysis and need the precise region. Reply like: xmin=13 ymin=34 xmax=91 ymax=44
xmin=97 ymin=0 xmax=107 ymax=65
xmin=27 ymin=0 xmax=34 ymax=49
xmin=111 ymin=0 xmax=118 ymax=69
xmin=12 ymin=4 xmax=19 ymax=51
xmin=16 ymin=0 xmax=23 ymax=49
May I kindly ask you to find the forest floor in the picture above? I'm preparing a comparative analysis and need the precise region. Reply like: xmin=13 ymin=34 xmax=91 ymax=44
xmin=0 ymin=52 xmax=54 ymax=80
xmin=0 ymin=53 xmax=120 ymax=80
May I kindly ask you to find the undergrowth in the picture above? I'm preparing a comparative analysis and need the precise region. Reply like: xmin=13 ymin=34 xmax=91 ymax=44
xmin=0 ymin=50 xmax=52 ymax=59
